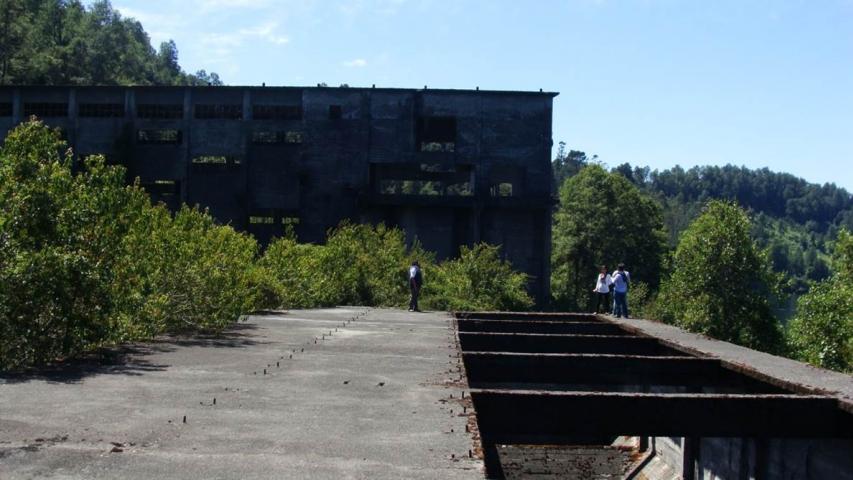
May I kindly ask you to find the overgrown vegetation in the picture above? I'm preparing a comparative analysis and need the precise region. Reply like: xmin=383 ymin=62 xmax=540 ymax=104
xmin=259 ymin=224 xmax=532 ymax=312
xmin=0 ymin=0 xmax=221 ymax=86
xmin=0 ymin=120 xmax=268 ymax=368
xmin=553 ymin=149 xmax=853 ymax=372
xmin=551 ymin=165 xmax=666 ymax=311
xmin=0 ymin=120 xmax=532 ymax=369
xmin=650 ymin=201 xmax=785 ymax=354
xmin=787 ymin=230 xmax=853 ymax=372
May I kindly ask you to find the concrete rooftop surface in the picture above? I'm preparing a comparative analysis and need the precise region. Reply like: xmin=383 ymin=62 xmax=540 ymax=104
xmin=0 ymin=308 xmax=481 ymax=479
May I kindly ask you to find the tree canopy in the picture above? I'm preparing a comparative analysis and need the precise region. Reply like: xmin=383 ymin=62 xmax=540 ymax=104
xmin=551 ymin=164 xmax=666 ymax=310
xmin=787 ymin=229 xmax=853 ymax=372
xmin=0 ymin=0 xmax=222 ymax=86
xmin=652 ymin=201 xmax=785 ymax=353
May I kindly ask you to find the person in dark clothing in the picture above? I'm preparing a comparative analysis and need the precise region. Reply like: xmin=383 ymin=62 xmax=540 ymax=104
xmin=408 ymin=261 xmax=423 ymax=312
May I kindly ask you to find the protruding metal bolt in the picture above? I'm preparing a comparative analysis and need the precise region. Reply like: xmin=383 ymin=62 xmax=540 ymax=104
xmin=465 ymin=424 xmax=469 ymax=432
xmin=263 ymin=369 xmax=267 ymax=375
xmin=468 ymin=449 xmax=472 ymax=458
xmin=276 ymin=361 xmax=280 ymax=367
xmin=182 ymin=415 xmax=187 ymax=424
xmin=213 ymin=398 xmax=216 ymax=405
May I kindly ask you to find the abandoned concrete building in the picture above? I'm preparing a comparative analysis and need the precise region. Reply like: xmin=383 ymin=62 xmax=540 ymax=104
xmin=0 ymin=85 xmax=556 ymax=304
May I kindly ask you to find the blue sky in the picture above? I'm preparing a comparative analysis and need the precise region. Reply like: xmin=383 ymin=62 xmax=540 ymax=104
xmin=113 ymin=0 xmax=853 ymax=190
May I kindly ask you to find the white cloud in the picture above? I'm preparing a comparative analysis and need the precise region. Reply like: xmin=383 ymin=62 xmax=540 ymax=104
xmin=201 ymin=21 xmax=289 ymax=54
xmin=343 ymin=58 xmax=367 ymax=68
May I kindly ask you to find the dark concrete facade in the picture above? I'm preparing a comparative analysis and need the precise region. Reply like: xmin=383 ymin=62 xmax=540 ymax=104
xmin=0 ymin=85 xmax=557 ymax=304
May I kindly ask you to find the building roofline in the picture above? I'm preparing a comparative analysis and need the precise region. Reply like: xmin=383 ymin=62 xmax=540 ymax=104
xmin=1 ymin=84 xmax=559 ymax=97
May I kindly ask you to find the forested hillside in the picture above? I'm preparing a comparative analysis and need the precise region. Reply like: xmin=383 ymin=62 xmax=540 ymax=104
xmin=553 ymin=152 xmax=853 ymax=294
xmin=0 ymin=0 xmax=221 ymax=86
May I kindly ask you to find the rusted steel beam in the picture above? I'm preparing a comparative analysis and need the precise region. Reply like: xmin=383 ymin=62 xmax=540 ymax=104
xmin=469 ymin=390 xmax=853 ymax=438
xmin=455 ymin=312 xmax=598 ymax=322
xmin=461 ymin=353 xmax=785 ymax=393
xmin=457 ymin=319 xmax=628 ymax=335
xmin=458 ymin=332 xmax=687 ymax=356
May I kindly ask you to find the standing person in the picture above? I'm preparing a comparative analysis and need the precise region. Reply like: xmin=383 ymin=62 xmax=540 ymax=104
xmin=611 ymin=263 xmax=631 ymax=318
xmin=592 ymin=265 xmax=612 ymax=314
xmin=408 ymin=260 xmax=423 ymax=312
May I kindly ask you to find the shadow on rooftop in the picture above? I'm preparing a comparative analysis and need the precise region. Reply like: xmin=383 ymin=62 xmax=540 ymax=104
xmin=0 ymin=322 xmax=262 ymax=385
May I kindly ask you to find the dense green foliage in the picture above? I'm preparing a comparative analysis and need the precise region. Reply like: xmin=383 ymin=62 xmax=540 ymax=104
xmin=651 ymin=201 xmax=785 ymax=353
xmin=0 ymin=121 xmax=534 ymax=368
xmin=0 ymin=120 xmax=269 ymax=368
xmin=0 ymin=0 xmax=221 ymax=85
xmin=551 ymin=165 xmax=666 ymax=311
xmin=609 ymin=162 xmax=851 ymax=291
xmin=424 ymin=244 xmax=534 ymax=312
xmin=260 ymin=225 xmax=532 ymax=312
xmin=787 ymin=230 xmax=853 ymax=372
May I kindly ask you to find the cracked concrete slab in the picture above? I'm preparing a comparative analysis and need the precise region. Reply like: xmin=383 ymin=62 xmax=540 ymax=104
xmin=0 ymin=308 xmax=480 ymax=479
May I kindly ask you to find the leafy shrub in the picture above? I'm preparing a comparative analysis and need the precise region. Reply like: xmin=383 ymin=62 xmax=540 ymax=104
xmin=422 ymin=244 xmax=534 ymax=312
xmin=0 ymin=120 xmax=270 ymax=369
xmin=787 ymin=229 xmax=853 ymax=372
xmin=650 ymin=201 xmax=785 ymax=354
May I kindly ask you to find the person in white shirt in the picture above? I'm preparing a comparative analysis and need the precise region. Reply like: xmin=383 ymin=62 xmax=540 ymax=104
xmin=592 ymin=265 xmax=612 ymax=314
xmin=408 ymin=261 xmax=423 ymax=312
xmin=611 ymin=263 xmax=631 ymax=318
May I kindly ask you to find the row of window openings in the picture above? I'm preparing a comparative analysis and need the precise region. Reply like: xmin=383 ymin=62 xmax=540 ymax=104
xmin=137 ymin=129 xmax=302 ymax=145
xmin=0 ymin=102 xmax=344 ymax=120
xmin=377 ymin=180 xmax=514 ymax=197
xmin=5 ymin=103 xmax=456 ymax=154
xmin=249 ymin=216 xmax=300 ymax=225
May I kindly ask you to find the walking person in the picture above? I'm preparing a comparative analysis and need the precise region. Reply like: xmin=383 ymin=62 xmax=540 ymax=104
xmin=408 ymin=260 xmax=423 ymax=312
xmin=592 ymin=265 xmax=612 ymax=314
xmin=611 ymin=263 xmax=631 ymax=318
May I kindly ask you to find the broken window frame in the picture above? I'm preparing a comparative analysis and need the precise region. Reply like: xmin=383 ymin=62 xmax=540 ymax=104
xmin=78 ymin=103 xmax=125 ymax=118
xmin=416 ymin=116 xmax=457 ymax=153
xmin=136 ymin=104 xmax=183 ymax=119
xmin=252 ymin=104 xmax=303 ymax=120
xmin=137 ymin=129 xmax=182 ymax=145
xmin=23 ymin=102 xmax=68 ymax=118
xmin=194 ymin=104 xmax=243 ymax=120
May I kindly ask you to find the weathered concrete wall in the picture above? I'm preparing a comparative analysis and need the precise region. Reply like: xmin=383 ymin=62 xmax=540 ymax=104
xmin=643 ymin=436 xmax=853 ymax=480
xmin=0 ymin=85 xmax=556 ymax=304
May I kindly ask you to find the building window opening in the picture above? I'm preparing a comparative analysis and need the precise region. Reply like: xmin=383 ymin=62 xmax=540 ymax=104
xmin=137 ymin=104 xmax=183 ymax=119
xmin=194 ymin=104 xmax=243 ymax=119
xmin=490 ymin=182 xmax=514 ymax=197
xmin=0 ymin=103 xmax=12 ymax=117
xmin=23 ymin=102 xmax=68 ymax=118
xmin=329 ymin=105 xmax=342 ymax=120
xmin=379 ymin=180 xmax=472 ymax=196
xmin=141 ymin=179 xmax=179 ymax=196
xmin=251 ymin=130 xmax=303 ymax=144
xmin=252 ymin=104 xmax=302 ymax=120
xmin=78 ymin=103 xmax=125 ymax=118
xmin=137 ymin=129 xmax=182 ymax=144
xmin=416 ymin=116 xmax=456 ymax=152
xmin=281 ymin=217 xmax=300 ymax=225
xmin=191 ymin=155 xmax=240 ymax=165
xmin=249 ymin=216 xmax=275 ymax=224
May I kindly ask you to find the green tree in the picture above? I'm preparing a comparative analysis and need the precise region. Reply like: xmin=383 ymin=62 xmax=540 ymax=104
xmin=651 ymin=201 xmax=785 ymax=353
xmin=0 ymin=119 xmax=270 ymax=369
xmin=423 ymin=244 xmax=534 ymax=312
xmin=0 ymin=0 xmax=222 ymax=86
xmin=787 ymin=229 xmax=853 ymax=372
xmin=551 ymin=164 xmax=667 ymax=310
